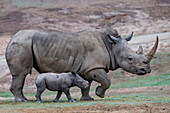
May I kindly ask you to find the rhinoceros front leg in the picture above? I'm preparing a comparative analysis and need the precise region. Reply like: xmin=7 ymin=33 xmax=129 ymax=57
xmin=86 ymin=69 xmax=111 ymax=98
xmin=80 ymin=80 xmax=94 ymax=101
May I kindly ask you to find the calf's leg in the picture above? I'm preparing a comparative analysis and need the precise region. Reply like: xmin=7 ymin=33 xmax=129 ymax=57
xmin=53 ymin=90 xmax=62 ymax=102
xmin=62 ymin=88 xmax=75 ymax=102
xmin=80 ymin=80 xmax=94 ymax=101
xmin=35 ymin=82 xmax=46 ymax=103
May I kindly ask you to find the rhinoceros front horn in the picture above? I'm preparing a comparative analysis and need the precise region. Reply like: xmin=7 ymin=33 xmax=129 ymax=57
xmin=146 ymin=36 xmax=159 ymax=62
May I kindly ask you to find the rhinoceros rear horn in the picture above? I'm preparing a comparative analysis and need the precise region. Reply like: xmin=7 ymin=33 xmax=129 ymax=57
xmin=124 ymin=32 xmax=133 ymax=41
xmin=136 ymin=45 xmax=143 ymax=54
xmin=146 ymin=36 xmax=159 ymax=62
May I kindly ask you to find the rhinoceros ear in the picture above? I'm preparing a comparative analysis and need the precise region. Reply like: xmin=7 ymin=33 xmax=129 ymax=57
xmin=124 ymin=32 xmax=133 ymax=41
xmin=107 ymin=34 xmax=119 ymax=44
xmin=136 ymin=45 xmax=143 ymax=54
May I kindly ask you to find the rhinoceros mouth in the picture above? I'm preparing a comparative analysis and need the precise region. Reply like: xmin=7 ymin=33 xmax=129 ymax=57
xmin=137 ymin=68 xmax=147 ymax=75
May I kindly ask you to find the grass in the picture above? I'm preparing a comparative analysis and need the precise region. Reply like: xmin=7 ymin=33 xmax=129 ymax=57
xmin=151 ymin=52 xmax=170 ymax=65
xmin=110 ymin=73 xmax=170 ymax=89
xmin=0 ymin=92 xmax=170 ymax=109
xmin=0 ymin=92 xmax=13 ymax=97
xmin=0 ymin=72 xmax=169 ymax=110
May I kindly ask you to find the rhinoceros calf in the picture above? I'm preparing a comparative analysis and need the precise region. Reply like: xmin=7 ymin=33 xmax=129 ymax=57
xmin=35 ymin=72 xmax=89 ymax=103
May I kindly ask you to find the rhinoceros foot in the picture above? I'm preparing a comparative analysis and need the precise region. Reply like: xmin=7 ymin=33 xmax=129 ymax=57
xmin=14 ymin=97 xmax=28 ymax=102
xmin=95 ymin=86 xmax=105 ymax=98
xmin=80 ymin=96 xmax=94 ymax=101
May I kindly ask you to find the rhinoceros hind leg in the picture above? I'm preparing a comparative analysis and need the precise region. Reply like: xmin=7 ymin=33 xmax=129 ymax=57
xmin=53 ymin=90 xmax=62 ymax=102
xmin=35 ymin=85 xmax=46 ymax=103
xmin=10 ymin=74 xmax=28 ymax=102
xmin=80 ymin=80 xmax=94 ymax=101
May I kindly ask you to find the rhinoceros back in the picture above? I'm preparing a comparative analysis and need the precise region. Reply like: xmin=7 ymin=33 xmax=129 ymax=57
xmin=32 ymin=30 xmax=110 ymax=74
xmin=32 ymin=31 xmax=86 ymax=73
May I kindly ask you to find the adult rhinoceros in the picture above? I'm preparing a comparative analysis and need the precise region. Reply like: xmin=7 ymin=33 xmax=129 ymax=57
xmin=6 ymin=28 xmax=158 ymax=102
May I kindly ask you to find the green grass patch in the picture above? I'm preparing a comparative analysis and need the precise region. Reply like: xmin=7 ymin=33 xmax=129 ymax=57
xmin=151 ymin=52 xmax=170 ymax=65
xmin=110 ymin=73 xmax=170 ymax=89
xmin=0 ymin=92 xmax=13 ymax=97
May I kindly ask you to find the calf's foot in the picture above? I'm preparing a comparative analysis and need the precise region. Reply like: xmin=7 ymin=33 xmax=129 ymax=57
xmin=36 ymin=100 xmax=42 ymax=103
xmin=53 ymin=99 xmax=59 ymax=103
xmin=68 ymin=99 xmax=75 ymax=102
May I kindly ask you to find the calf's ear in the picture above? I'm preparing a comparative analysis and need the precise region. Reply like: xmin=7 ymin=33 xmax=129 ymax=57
xmin=71 ymin=72 xmax=76 ymax=77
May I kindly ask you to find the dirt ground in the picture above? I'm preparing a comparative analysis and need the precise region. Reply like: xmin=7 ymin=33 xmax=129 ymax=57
xmin=0 ymin=0 xmax=170 ymax=112
xmin=22 ymin=103 xmax=170 ymax=113
xmin=0 ymin=103 xmax=168 ymax=113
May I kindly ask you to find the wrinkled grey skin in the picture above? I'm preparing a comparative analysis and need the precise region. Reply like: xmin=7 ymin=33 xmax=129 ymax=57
xmin=5 ymin=28 xmax=157 ymax=102
xmin=35 ymin=72 xmax=89 ymax=103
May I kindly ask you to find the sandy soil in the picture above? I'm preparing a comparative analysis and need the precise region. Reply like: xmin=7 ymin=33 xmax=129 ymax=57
xmin=0 ymin=0 xmax=170 ymax=112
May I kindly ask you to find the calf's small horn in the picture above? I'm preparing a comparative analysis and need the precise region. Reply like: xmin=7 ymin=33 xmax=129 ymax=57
xmin=146 ymin=36 xmax=159 ymax=62
xmin=124 ymin=32 xmax=133 ymax=41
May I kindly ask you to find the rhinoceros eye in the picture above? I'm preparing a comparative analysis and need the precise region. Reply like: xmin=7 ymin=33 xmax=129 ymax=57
xmin=128 ymin=56 xmax=134 ymax=63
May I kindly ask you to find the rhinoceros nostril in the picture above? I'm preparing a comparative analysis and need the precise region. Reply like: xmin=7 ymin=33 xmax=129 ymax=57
xmin=140 ymin=68 xmax=145 ymax=72
xmin=148 ymin=69 xmax=151 ymax=73
xmin=143 ymin=61 xmax=148 ymax=64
